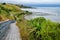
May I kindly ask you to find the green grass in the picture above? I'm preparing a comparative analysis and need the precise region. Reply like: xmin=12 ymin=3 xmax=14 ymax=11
xmin=0 ymin=3 xmax=23 ymax=21
xmin=16 ymin=17 xmax=60 ymax=40
xmin=28 ymin=17 xmax=60 ymax=40
xmin=0 ymin=3 xmax=31 ymax=21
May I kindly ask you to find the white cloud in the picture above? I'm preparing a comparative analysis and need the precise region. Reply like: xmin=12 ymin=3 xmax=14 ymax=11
xmin=0 ymin=0 xmax=60 ymax=4
xmin=17 ymin=0 xmax=60 ymax=3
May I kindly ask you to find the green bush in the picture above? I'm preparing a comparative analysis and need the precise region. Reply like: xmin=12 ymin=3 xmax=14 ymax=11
xmin=29 ymin=17 xmax=60 ymax=40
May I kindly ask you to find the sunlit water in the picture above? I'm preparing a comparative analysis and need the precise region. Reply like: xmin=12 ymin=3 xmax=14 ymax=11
xmin=21 ymin=7 xmax=60 ymax=22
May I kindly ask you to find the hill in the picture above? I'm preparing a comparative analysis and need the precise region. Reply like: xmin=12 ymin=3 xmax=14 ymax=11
xmin=0 ymin=3 xmax=23 ymax=21
xmin=15 ymin=4 xmax=32 ymax=8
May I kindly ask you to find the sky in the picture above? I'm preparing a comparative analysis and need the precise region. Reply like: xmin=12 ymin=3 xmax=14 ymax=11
xmin=0 ymin=0 xmax=60 ymax=4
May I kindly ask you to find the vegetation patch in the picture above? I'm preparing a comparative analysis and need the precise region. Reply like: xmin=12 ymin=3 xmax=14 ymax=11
xmin=17 ymin=17 xmax=60 ymax=40
xmin=0 ymin=3 xmax=23 ymax=21
xmin=28 ymin=17 xmax=60 ymax=40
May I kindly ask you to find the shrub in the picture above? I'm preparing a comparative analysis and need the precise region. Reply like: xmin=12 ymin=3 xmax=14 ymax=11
xmin=29 ymin=17 xmax=60 ymax=40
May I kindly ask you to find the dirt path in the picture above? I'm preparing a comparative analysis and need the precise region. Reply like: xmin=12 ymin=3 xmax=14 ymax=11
xmin=4 ymin=23 xmax=21 ymax=40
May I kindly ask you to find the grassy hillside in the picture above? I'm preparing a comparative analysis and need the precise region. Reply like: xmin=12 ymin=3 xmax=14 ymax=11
xmin=17 ymin=17 xmax=60 ymax=40
xmin=0 ymin=3 xmax=23 ymax=21
xmin=28 ymin=17 xmax=60 ymax=40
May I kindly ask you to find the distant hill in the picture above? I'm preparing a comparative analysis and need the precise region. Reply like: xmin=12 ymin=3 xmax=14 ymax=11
xmin=15 ymin=4 xmax=32 ymax=8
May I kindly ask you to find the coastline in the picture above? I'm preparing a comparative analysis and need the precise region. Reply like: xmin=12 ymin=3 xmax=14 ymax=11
xmin=21 ymin=8 xmax=60 ymax=22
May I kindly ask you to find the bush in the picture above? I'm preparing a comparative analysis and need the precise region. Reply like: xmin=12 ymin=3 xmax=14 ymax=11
xmin=2 ymin=3 xmax=6 ymax=5
xmin=29 ymin=17 xmax=60 ymax=40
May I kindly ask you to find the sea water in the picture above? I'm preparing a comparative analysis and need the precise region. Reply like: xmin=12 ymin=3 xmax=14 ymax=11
xmin=21 ymin=7 xmax=60 ymax=22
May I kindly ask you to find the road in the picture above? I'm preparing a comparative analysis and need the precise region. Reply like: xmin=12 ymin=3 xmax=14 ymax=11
xmin=2 ymin=22 xmax=21 ymax=40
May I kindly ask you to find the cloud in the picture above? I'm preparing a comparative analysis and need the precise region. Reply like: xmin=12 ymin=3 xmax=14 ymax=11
xmin=0 ymin=0 xmax=60 ymax=4
xmin=18 ymin=0 xmax=60 ymax=3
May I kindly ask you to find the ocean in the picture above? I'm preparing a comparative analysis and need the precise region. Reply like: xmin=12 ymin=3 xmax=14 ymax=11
xmin=21 ymin=7 xmax=60 ymax=22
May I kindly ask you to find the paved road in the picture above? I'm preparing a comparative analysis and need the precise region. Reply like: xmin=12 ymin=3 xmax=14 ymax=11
xmin=3 ymin=23 xmax=21 ymax=40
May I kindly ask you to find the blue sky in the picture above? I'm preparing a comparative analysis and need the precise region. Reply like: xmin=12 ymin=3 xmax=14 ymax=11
xmin=0 ymin=0 xmax=60 ymax=4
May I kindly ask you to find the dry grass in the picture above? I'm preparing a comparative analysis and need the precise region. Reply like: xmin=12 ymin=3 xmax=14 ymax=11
xmin=16 ymin=19 xmax=32 ymax=40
